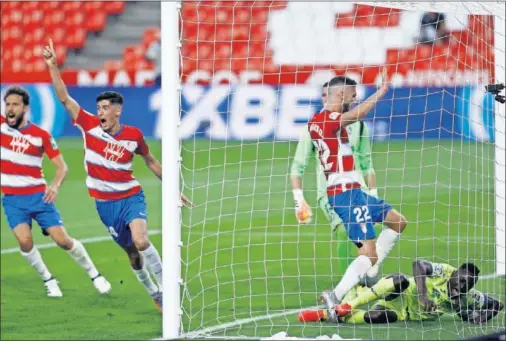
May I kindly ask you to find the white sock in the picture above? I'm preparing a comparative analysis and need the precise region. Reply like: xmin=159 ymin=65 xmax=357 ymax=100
xmin=334 ymin=255 xmax=372 ymax=301
xmin=67 ymin=239 xmax=100 ymax=279
xmin=139 ymin=244 xmax=163 ymax=288
xmin=133 ymin=266 xmax=158 ymax=295
xmin=20 ymin=247 xmax=52 ymax=281
xmin=366 ymin=228 xmax=400 ymax=278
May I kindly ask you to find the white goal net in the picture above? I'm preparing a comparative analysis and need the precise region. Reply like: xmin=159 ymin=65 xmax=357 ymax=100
xmin=161 ymin=1 xmax=505 ymax=340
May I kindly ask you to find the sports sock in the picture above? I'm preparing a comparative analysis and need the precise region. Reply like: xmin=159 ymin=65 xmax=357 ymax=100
xmin=343 ymin=310 xmax=367 ymax=324
xmin=21 ymin=247 xmax=52 ymax=281
xmin=67 ymin=239 xmax=100 ymax=279
xmin=333 ymin=255 xmax=372 ymax=301
xmin=139 ymin=244 xmax=163 ymax=288
xmin=346 ymin=277 xmax=396 ymax=309
xmin=366 ymin=229 xmax=400 ymax=278
xmin=133 ymin=266 xmax=158 ymax=295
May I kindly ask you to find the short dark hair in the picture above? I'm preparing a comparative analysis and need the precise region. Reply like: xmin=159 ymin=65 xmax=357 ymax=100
xmin=322 ymin=81 xmax=329 ymax=88
xmin=96 ymin=91 xmax=124 ymax=105
xmin=460 ymin=262 xmax=480 ymax=277
xmin=327 ymin=76 xmax=358 ymax=87
xmin=3 ymin=86 xmax=30 ymax=105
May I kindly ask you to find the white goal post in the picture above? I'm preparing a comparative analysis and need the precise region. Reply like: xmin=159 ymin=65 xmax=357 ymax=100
xmin=161 ymin=1 xmax=505 ymax=339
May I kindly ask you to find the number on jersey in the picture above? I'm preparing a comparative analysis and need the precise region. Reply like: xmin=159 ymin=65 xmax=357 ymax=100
xmin=313 ymin=139 xmax=333 ymax=171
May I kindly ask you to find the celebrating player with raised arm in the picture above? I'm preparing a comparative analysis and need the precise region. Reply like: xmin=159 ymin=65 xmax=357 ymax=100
xmin=308 ymin=68 xmax=408 ymax=322
xmin=291 ymin=80 xmax=379 ymax=228
xmin=42 ymin=39 xmax=180 ymax=312
xmin=291 ymin=80 xmax=380 ymax=282
xmin=1 ymin=86 xmax=111 ymax=297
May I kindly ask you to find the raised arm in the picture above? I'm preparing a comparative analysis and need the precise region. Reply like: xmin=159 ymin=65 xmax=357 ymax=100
xmin=43 ymin=39 xmax=80 ymax=121
xmin=340 ymin=67 xmax=389 ymax=128
xmin=413 ymin=260 xmax=438 ymax=312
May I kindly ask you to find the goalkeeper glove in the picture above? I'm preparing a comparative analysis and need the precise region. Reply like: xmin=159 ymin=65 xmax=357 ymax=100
xmin=293 ymin=189 xmax=312 ymax=223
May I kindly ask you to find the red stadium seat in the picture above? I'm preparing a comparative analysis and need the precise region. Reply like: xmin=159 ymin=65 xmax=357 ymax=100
xmin=83 ymin=1 xmax=104 ymax=14
xmin=46 ymin=27 xmax=67 ymax=46
xmin=1 ymin=0 xmax=492 ymax=76
xmin=1 ymin=1 xmax=21 ymax=11
xmin=105 ymin=1 xmax=125 ymax=15
xmin=86 ymin=12 xmax=107 ymax=32
xmin=142 ymin=27 xmax=160 ymax=49
xmin=62 ymin=2 xmax=83 ymax=13
xmin=66 ymin=28 xmax=87 ymax=49
xmin=21 ymin=2 xmax=40 ymax=12
xmin=65 ymin=10 xmax=86 ymax=29
xmin=40 ymin=1 xmax=61 ymax=12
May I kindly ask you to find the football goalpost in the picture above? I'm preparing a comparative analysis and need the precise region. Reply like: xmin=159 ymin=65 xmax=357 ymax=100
xmin=161 ymin=1 xmax=505 ymax=339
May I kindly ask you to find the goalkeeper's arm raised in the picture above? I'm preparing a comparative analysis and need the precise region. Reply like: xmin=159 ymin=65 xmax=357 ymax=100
xmin=290 ymin=129 xmax=315 ymax=223
xmin=355 ymin=121 xmax=377 ymax=197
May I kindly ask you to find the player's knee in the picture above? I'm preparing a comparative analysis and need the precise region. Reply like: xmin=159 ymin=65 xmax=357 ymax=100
xmin=49 ymin=230 xmax=73 ymax=250
xmin=18 ymin=238 xmax=34 ymax=253
xmin=359 ymin=242 xmax=378 ymax=266
xmin=398 ymin=215 xmax=408 ymax=232
xmin=133 ymin=236 xmax=150 ymax=252
xmin=55 ymin=237 xmax=73 ymax=250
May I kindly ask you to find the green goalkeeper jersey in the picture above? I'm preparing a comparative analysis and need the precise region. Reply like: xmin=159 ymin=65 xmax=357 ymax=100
xmin=290 ymin=120 xmax=375 ymax=201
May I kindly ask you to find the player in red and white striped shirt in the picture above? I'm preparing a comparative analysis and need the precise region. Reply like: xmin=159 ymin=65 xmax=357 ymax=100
xmin=43 ymin=40 xmax=192 ymax=312
xmin=1 ymin=86 xmax=111 ymax=298
xmin=308 ymin=69 xmax=409 ymax=322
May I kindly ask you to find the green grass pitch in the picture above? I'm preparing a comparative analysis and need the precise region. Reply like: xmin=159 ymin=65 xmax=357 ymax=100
xmin=1 ymin=138 xmax=504 ymax=340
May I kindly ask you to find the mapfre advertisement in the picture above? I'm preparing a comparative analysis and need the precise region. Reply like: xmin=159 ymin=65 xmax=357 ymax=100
xmin=0 ymin=84 xmax=495 ymax=142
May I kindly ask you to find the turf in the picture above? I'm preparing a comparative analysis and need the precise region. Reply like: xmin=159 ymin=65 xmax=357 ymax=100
xmin=1 ymin=138 xmax=504 ymax=340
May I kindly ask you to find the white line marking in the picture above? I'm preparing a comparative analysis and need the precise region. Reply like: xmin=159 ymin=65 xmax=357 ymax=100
xmin=180 ymin=305 xmax=322 ymax=339
xmin=1 ymin=229 xmax=161 ymax=255
xmin=179 ymin=273 xmax=505 ymax=339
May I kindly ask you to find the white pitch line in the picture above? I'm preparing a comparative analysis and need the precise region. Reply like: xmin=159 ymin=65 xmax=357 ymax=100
xmin=178 ymin=272 xmax=505 ymax=339
xmin=180 ymin=305 xmax=322 ymax=339
xmin=0 ymin=229 xmax=162 ymax=255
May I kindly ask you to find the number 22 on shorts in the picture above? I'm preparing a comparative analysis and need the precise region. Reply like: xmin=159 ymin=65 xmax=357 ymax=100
xmin=353 ymin=206 xmax=371 ymax=233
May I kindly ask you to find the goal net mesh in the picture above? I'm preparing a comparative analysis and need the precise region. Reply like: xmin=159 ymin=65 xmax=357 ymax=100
xmin=176 ymin=1 xmax=505 ymax=339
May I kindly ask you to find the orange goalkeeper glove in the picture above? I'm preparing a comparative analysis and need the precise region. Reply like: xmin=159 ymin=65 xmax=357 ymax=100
xmin=293 ymin=189 xmax=312 ymax=224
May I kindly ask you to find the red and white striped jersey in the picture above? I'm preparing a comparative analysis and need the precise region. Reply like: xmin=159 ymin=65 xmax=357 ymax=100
xmin=0 ymin=115 xmax=60 ymax=195
xmin=308 ymin=109 xmax=362 ymax=196
xmin=73 ymin=108 xmax=150 ymax=201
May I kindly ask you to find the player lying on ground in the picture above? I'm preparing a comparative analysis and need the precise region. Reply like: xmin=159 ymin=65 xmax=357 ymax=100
xmin=299 ymin=260 xmax=504 ymax=324
xmin=43 ymin=39 xmax=192 ymax=312
xmin=291 ymin=80 xmax=380 ymax=283
xmin=1 ymin=86 xmax=111 ymax=297
xmin=308 ymin=69 xmax=408 ymax=322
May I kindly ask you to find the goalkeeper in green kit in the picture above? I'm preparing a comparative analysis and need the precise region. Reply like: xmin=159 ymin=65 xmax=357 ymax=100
xmin=290 ymin=80 xmax=379 ymax=279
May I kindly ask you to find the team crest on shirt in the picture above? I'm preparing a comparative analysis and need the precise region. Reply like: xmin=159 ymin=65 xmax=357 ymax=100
xmin=10 ymin=135 xmax=31 ymax=154
xmin=103 ymin=142 xmax=125 ymax=162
